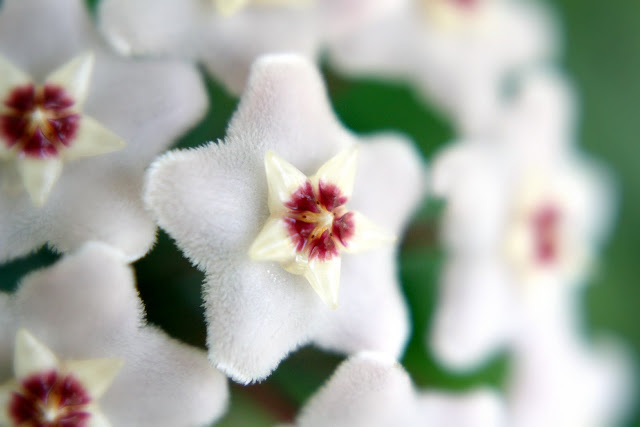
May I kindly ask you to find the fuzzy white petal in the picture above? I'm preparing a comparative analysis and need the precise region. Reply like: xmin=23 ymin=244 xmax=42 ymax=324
xmin=0 ymin=0 xmax=208 ymax=262
xmin=145 ymin=55 xmax=424 ymax=383
xmin=419 ymin=388 xmax=506 ymax=427
xmin=4 ymin=243 xmax=229 ymax=426
xmin=14 ymin=329 xmax=59 ymax=379
xmin=314 ymin=249 xmax=409 ymax=359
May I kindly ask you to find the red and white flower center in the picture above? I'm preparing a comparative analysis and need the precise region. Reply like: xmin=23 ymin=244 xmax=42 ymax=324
xmin=284 ymin=180 xmax=355 ymax=261
xmin=530 ymin=203 xmax=561 ymax=266
xmin=0 ymin=83 xmax=81 ymax=159
xmin=8 ymin=369 xmax=92 ymax=426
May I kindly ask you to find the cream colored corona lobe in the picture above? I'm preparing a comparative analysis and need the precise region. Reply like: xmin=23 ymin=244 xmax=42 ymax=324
xmin=249 ymin=146 xmax=395 ymax=308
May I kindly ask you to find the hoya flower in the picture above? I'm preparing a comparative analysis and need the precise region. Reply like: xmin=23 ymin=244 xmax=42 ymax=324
xmin=428 ymin=72 xmax=615 ymax=370
xmin=98 ymin=0 xmax=399 ymax=94
xmin=295 ymin=352 xmax=506 ymax=426
xmin=144 ymin=54 xmax=425 ymax=383
xmin=0 ymin=330 xmax=122 ymax=426
xmin=0 ymin=242 xmax=228 ymax=426
xmin=0 ymin=0 xmax=207 ymax=262
xmin=328 ymin=0 xmax=557 ymax=134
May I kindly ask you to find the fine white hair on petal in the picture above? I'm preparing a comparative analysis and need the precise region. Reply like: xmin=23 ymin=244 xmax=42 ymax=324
xmin=1 ymin=242 xmax=229 ymax=426
xmin=145 ymin=54 xmax=425 ymax=383
xmin=0 ymin=0 xmax=208 ymax=263
xmin=296 ymin=352 xmax=506 ymax=426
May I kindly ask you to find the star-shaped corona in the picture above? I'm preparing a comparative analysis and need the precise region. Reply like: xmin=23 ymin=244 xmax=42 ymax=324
xmin=0 ymin=330 xmax=122 ymax=427
xmin=214 ymin=0 xmax=310 ymax=17
xmin=0 ymin=52 xmax=124 ymax=206
xmin=249 ymin=146 xmax=395 ymax=308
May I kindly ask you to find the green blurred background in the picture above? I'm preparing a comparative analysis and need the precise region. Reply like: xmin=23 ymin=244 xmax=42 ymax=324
xmin=1 ymin=0 xmax=638 ymax=425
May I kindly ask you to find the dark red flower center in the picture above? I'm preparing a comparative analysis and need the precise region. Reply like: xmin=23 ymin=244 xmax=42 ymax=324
xmin=531 ymin=204 xmax=561 ymax=265
xmin=284 ymin=180 xmax=356 ymax=261
xmin=8 ymin=370 xmax=92 ymax=427
xmin=0 ymin=84 xmax=81 ymax=159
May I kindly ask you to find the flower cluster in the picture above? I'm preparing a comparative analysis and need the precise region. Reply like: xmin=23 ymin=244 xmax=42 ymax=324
xmin=0 ymin=0 xmax=634 ymax=426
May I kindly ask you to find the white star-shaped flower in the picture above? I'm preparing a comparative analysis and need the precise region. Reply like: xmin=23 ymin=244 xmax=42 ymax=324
xmin=295 ymin=352 xmax=506 ymax=426
xmin=144 ymin=54 xmax=425 ymax=383
xmin=0 ymin=330 xmax=122 ymax=427
xmin=328 ymin=0 xmax=557 ymax=134
xmin=0 ymin=243 xmax=229 ymax=426
xmin=427 ymin=72 xmax=616 ymax=370
xmin=0 ymin=0 xmax=208 ymax=262
xmin=97 ymin=0 xmax=400 ymax=94
xmin=249 ymin=147 xmax=395 ymax=308
xmin=0 ymin=52 xmax=124 ymax=206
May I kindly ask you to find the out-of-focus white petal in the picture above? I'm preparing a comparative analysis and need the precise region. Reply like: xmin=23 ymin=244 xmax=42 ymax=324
xmin=430 ymin=257 xmax=515 ymax=370
xmin=419 ymin=389 xmax=506 ymax=427
xmin=0 ymin=0 xmax=208 ymax=262
xmin=45 ymin=51 xmax=94 ymax=107
xmin=14 ymin=329 xmax=58 ymax=379
xmin=510 ymin=332 xmax=635 ymax=427
xmin=296 ymin=352 xmax=420 ymax=426
xmin=2 ymin=243 xmax=229 ymax=426
xmin=265 ymin=151 xmax=310 ymax=212
xmin=65 ymin=358 xmax=124 ymax=400
xmin=297 ymin=352 xmax=506 ymax=426
xmin=16 ymin=157 xmax=63 ymax=207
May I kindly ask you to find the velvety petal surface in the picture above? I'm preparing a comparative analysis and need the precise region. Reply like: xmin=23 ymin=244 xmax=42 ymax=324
xmin=145 ymin=55 xmax=425 ymax=382
xmin=0 ymin=0 xmax=208 ymax=262
xmin=0 ymin=243 xmax=228 ymax=426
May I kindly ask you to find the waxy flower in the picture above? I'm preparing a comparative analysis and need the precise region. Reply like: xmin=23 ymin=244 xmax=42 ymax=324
xmin=0 ymin=0 xmax=207 ymax=262
xmin=0 ymin=53 xmax=123 ymax=206
xmin=145 ymin=54 xmax=425 ymax=383
xmin=249 ymin=147 xmax=395 ymax=308
xmin=328 ymin=0 xmax=557 ymax=134
xmin=295 ymin=352 xmax=506 ymax=426
xmin=98 ymin=0 xmax=399 ymax=94
xmin=0 ymin=243 xmax=228 ymax=426
xmin=428 ymin=73 xmax=615 ymax=370
xmin=0 ymin=330 xmax=122 ymax=426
